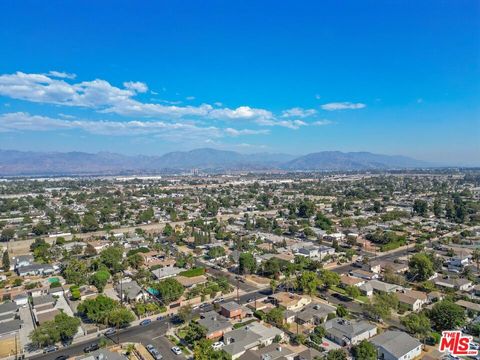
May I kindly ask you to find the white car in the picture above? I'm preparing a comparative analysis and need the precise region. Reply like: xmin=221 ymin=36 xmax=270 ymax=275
xmin=212 ymin=341 xmax=225 ymax=350
xmin=171 ymin=346 xmax=182 ymax=355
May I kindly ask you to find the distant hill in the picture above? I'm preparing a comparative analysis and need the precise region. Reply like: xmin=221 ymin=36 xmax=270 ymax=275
xmin=0 ymin=148 xmax=432 ymax=176
xmin=283 ymin=151 xmax=431 ymax=170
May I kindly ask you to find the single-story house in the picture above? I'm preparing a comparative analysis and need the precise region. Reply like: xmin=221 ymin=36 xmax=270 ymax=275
xmin=324 ymin=318 xmax=377 ymax=346
xmin=370 ymin=330 xmax=422 ymax=360
xmin=197 ymin=311 xmax=233 ymax=339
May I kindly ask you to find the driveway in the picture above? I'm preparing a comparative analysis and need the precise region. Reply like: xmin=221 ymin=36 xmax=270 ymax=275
xmin=18 ymin=305 xmax=35 ymax=351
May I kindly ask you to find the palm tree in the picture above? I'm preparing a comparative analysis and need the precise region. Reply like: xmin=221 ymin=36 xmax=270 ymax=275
xmin=283 ymin=275 xmax=296 ymax=293
xmin=270 ymin=279 xmax=278 ymax=295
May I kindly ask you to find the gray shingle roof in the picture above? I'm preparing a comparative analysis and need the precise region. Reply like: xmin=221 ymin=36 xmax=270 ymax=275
xmin=370 ymin=330 xmax=421 ymax=359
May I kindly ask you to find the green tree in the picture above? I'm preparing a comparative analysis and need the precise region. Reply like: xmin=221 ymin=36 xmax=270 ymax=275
xmin=32 ymin=221 xmax=49 ymax=236
xmin=352 ymin=340 xmax=377 ymax=360
xmin=401 ymin=313 xmax=431 ymax=339
xmin=54 ymin=312 xmax=81 ymax=342
xmin=100 ymin=246 xmax=124 ymax=273
xmin=193 ymin=339 xmax=230 ymax=360
xmin=30 ymin=238 xmax=51 ymax=263
xmin=62 ymin=259 xmax=88 ymax=285
xmin=81 ymin=212 xmax=99 ymax=232
xmin=106 ymin=307 xmax=135 ymax=328
xmin=0 ymin=227 xmax=15 ymax=242
xmin=126 ymin=253 xmax=144 ymax=269
xmin=315 ymin=212 xmax=332 ymax=231
xmin=345 ymin=285 xmax=361 ymax=299
xmin=163 ymin=223 xmax=174 ymax=237
xmin=90 ymin=270 xmax=110 ymax=292
xmin=266 ymin=307 xmax=284 ymax=327
xmin=310 ymin=325 xmax=325 ymax=344
xmin=408 ymin=253 xmax=434 ymax=281
xmin=239 ymin=252 xmax=256 ymax=274
xmin=184 ymin=321 xmax=207 ymax=346
xmin=138 ymin=207 xmax=154 ymax=223
xmin=336 ymin=304 xmax=348 ymax=318
xmin=207 ymin=246 xmax=226 ymax=259
xmin=413 ymin=200 xmax=428 ymax=217
xmin=326 ymin=349 xmax=347 ymax=360
xmin=319 ymin=269 xmax=340 ymax=289
xmin=2 ymin=250 xmax=10 ymax=271
xmin=298 ymin=200 xmax=315 ymax=218
xmin=177 ymin=304 xmax=193 ymax=323
xmin=77 ymin=295 xmax=118 ymax=324
xmin=429 ymin=300 xmax=465 ymax=331
xmin=29 ymin=312 xmax=80 ymax=347
xmin=152 ymin=278 xmax=184 ymax=304
xmin=296 ymin=271 xmax=320 ymax=296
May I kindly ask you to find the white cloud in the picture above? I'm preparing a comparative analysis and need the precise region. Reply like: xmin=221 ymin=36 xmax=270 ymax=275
xmin=58 ymin=113 xmax=76 ymax=119
xmin=315 ymin=94 xmax=321 ymax=100
xmin=186 ymin=96 xmax=195 ymax=101
xmin=123 ymin=81 xmax=148 ymax=93
xmin=209 ymin=106 xmax=273 ymax=120
xmin=312 ymin=119 xmax=333 ymax=126
xmin=48 ymin=71 xmax=76 ymax=79
xmin=274 ymin=120 xmax=307 ymax=129
xmin=321 ymin=102 xmax=366 ymax=111
xmin=0 ymin=71 xmax=331 ymax=129
xmin=281 ymin=107 xmax=317 ymax=118
xmin=0 ymin=112 xmax=267 ymax=141
xmin=224 ymin=128 xmax=270 ymax=136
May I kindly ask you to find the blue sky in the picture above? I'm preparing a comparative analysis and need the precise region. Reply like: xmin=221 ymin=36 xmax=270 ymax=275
xmin=0 ymin=1 xmax=479 ymax=165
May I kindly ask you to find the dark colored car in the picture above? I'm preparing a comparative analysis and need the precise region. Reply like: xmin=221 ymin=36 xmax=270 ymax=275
xmin=84 ymin=343 xmax=100 ymax=353
xmin=55 ymin=356 xmax=69 ymax=360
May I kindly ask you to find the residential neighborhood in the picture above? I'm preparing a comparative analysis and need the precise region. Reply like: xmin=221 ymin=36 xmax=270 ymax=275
xmin=0 ymin=171 xmax=479 ymax=360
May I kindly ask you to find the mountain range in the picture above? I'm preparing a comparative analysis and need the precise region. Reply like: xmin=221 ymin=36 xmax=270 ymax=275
xmin=0 ymin=148 xmax=434 ymax=176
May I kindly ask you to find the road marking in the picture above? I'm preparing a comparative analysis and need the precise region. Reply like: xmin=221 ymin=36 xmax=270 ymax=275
xmin=152 ymin=335 xmax=163 ymax=340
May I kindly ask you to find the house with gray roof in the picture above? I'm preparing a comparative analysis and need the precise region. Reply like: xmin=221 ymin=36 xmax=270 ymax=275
xmin=197 ymin=311 xmax=233 ymax=339
xmin=324 ymin=317 xmax=377 ymax=346
xmin=0 ymin=301 xmax=19 ymax=318
xmin=238 ymin=343 xmax=296 ymax=360
xmin=17 ymin=263 xmax=55 ymax=276
xmin=116 ymin=280 xmax=147 ymax=302
xmin=14 ymin=255 xmax=34 ymax=269
xmin=0 ymin=319 xmax=22 ymax=336
xmin=370 ymin=330 xmax=422 ymax=360
xmin=295 ymin=303 xmax=336 ymax=325
xmin=151 ymin=266 xmax=182 ymax=280
xmin=223 ymin=322 xmax=285 ymax=359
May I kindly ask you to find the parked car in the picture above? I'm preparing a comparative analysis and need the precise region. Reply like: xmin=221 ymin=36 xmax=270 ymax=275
xmin=140 ymin=319 xmax=152 ymax=326
xmin=84 ymin=343 xmax=100 ymax=353
xmin=212 ymin=341 xmax=225 ymax=350
xmin=104 ymin=328 xmax=116 ymax=336
xmin=146 ymin=344 xmax=163 ymax=360
xmin=171 ymin=346 xmax=182 ymax=355
xmin=43 ymin=345 xmax=59 ymax=353
xmin=55 ymin=356 xmax=68 ymax=360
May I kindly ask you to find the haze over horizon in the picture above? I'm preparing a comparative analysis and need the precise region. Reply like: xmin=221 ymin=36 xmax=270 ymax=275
xmin=0 ymin=1 xmax=479 ymax=166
